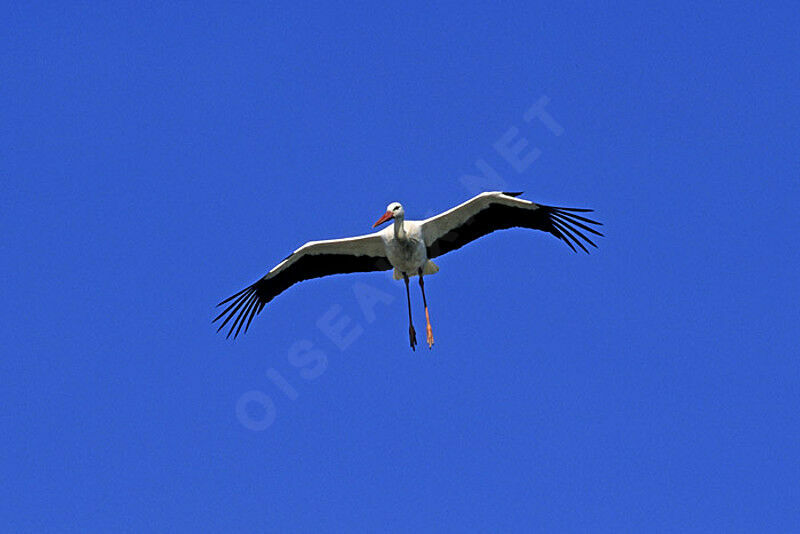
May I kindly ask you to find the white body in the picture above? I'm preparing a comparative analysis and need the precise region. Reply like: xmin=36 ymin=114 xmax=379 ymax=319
xmin=381 ymin=219 xmax=426 ymax=274
xmin=379 ymin=207 xmax=439 ymax=279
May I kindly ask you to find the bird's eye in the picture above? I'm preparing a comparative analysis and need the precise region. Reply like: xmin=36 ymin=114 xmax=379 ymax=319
xmin=393 ymin=206 xmax=400 ymax=211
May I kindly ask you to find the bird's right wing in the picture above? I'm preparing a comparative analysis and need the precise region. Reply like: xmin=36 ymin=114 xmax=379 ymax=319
xmin=214 ymin=233 xmax=391 ymax=338
xmin=422 ymin=191 xmax=603 ymax=258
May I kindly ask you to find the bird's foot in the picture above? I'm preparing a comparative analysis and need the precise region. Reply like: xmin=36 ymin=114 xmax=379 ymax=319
xmin=409 ymin=324 xmax=417 ymax=351
xmin=425 ymin=307 xmax=434 ymax=349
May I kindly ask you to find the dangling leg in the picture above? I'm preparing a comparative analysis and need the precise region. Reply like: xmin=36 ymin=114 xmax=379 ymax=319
xmin=403 ymin=273 xmax=417 ymax=351
xmin=419 ymin=268 xmax=434 ymax=349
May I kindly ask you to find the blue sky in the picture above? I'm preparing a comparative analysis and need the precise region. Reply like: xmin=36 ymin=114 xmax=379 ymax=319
xmin=3 ymin=2 xmax=799 ymax=532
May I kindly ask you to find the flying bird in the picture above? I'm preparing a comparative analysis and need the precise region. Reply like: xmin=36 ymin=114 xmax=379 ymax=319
xmin=215 ymin=191 xmax=602 ymax=349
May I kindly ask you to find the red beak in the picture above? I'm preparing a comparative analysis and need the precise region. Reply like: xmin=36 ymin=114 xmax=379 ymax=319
xmin=372 ymin=210 xmax=394 ymax=228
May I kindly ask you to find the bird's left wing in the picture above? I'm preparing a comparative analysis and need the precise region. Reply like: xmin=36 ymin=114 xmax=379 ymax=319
xmin=214 ymin=233 xmax=391 ymax=338
xmin=422 ymin=191 xmax=603 ymax=259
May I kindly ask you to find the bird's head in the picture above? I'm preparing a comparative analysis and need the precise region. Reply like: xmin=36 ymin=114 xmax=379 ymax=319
xmin=372 ymin=202 xmax=404 ymax=227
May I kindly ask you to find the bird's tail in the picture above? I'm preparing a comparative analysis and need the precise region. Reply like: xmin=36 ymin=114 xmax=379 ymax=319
xmin=423 ymin=260 xmax=440 ymax=275
xmin=393 ymin=261 xmax=439 ymax=280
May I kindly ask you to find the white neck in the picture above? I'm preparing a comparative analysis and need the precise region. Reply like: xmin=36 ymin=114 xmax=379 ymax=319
xmin=393 ymin=216 xmax=406 ymax=240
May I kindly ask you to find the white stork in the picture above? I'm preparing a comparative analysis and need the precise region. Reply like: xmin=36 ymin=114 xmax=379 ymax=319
xmin=215 ymin=191 xmax=602 ymax=349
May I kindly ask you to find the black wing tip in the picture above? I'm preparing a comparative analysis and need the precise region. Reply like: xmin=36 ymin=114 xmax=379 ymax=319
xmin=543 ymin=204 xmax=603 ymax=254
xmin=502 ymin=191 xmax=524 ymax=197
xmin=551 ymin=211 xmax=604 ymax=238
xmin=213 ymin=282 xmax=267 ymax=339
